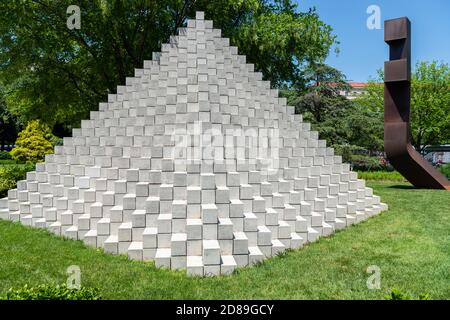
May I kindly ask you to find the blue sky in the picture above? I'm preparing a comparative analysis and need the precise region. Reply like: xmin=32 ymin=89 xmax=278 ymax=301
xmin=295 ymin=0 xmax=450 ymax=82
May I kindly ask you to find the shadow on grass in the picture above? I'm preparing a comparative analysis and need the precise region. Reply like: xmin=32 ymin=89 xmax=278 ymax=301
xmin=387 ymin=185 xmax=416 ymax=189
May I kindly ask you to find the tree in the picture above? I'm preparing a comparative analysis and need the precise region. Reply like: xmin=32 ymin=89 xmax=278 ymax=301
xmin=285 ymin=63 xmax=351 ymax=122
xmin=0 ymin=0 xmax=337 ymax=132
xmin=358 ymin=61 xmax=450 ymax=154
xmin=0 ymin=86 xmax=19 ymax=150
xmin=10 ymin=120 xmax=55 ymax=163
xmin=283 ymin=63 xmax=384 ymax=165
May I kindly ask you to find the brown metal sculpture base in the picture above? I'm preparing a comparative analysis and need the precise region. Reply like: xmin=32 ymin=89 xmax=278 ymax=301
xmin=384 ymin=17 xmax=450 ymax=190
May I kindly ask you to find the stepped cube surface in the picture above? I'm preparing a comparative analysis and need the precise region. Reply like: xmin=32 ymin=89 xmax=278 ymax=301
xmin=0 ymin=12 xmax=387 ymax=276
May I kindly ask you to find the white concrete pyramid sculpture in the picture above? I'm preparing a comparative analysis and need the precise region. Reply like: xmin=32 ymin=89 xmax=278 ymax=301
xmin=0 ymin=12 xmax=387 ymax=276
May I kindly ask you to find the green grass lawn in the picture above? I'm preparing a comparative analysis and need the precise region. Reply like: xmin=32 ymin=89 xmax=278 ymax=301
xmin=0 ymin=181 xmax=449 ymax=300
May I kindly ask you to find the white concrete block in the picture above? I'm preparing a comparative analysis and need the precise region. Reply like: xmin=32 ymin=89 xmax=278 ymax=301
xmin=172 ymin=200 xmax=187 ymax=218
xmin=221 ymin=255 xmax=237 ymax=275
xmin=104 ymin=235 xmax=118 ymax=254
xmin=230 ymin=199 xmax=244 ymax=217
xmin=155 ymin=248 xmax=171 ymax=268
xmin=233 ymin=232 xmax=248 ymax=254
xmin=249 ymin=246 xmax=264 ymax=265
xmin=187 ymin=256 xmax=203 ymax=276
xmin=173 ymin=172 xmax=187 ymax=187
xmin=132 ymin=210 xmax=146 ymax=228
xmin=216 ymin=186 xmax=230 ymax=204
xmin=145 ymin=196 xmax=160 ymax=213
xmin=157 ymin=214 xmax=172 ymax=233
xmin=257 ymin=226 xmax=272 ymax=246
xmin=203 ymin=240 xmax=220 ymax=265
xmin=218 ymin=218 xmax=233 ymax=239
xmin=201 ymin=173 xmax=215 ymax=189
xmin=118 ymin=222 xmax=132 ymax=242
xmin=171 ymin=233 xmax=187 ymax=256
xmin=201 ymin=204 xmax=218 ymax=224
xmin=186 ymin=219 xmax=202 ymax=240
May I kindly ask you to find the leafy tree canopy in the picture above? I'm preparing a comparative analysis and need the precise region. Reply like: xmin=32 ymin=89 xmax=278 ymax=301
xmin=283 ymin=63 xmax=384 ymax=163
xmin=357 ymin=61 xmax=450 ymax=153
xmin=284 ymin=63 xmax=351 ymax=122
xmin=0 ymin=85 xmax=19 ymax=149
xmin=0 ymin=0 xmax=337 ymax=132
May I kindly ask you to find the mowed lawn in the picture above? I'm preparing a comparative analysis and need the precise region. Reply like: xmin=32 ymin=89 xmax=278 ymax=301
xmin=0 ymin=181 xmax=449 ymax=300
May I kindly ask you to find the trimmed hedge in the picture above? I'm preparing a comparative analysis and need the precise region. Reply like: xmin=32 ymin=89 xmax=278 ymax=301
xmin=356 ymin=171 xmax=406 ymax=182
xmin=0 ymin=151 xmax=12 ymax=160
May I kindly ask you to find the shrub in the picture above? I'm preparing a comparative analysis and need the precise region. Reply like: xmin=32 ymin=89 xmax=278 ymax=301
xmin=50 ymin=135 xmax=63 ymax=146
xmin=386 ymin=288 xmax=411 ymax=300
xmin=0 ymin=164 xmax=35 ymax=198
xmin=334 ymin=144 xmax=365 ymax=163
xmin=0 ymin=284 xmax=101 ymax=300
xmin=0 ymin=159 xmax=16 ymax=165
xmin=385 ymin=288 xmax=431 ymax=300
xmin=0 ymin=151 xmax=12 ymax=160
xmin=350 ymin=155 xmax=382 ymax=171
xmin=439 ymin=163 xmax=450 ymax=179
xmin=10 ymin=120 xmax=55 ymax=164
xmin=334 ymin=144 xmax=393 ymax=171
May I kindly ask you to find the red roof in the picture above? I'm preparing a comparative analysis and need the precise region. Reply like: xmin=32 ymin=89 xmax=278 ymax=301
xmin=317 ymin=82 xmax=369 ymax=88
xmin=348 ymin=82 xmax=369 ymax=88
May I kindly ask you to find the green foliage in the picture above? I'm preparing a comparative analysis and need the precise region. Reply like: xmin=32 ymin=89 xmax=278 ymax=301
xmin=231 ymin=8 xmax=336 ymax=87
xmin=0 ymin=0 xmax=336 ymax=130
xmin=10 ymin=120 xmax=55 ymax=164
xmin=356 ymin=171 xmax=405 ymax=182
xmin=49 ymin=136 xmax=64 ymax=147
xmin=333 ymin=145 xmax=390 ymax=171
xmin=386 ymin=288 xmax=410 ymax=300
xmin=0 ymin=151 xmax=11 ymax=160
xmin=418 ymin=293 xmax=432 ymax=300
xmin=357 ymin=61 xmax=450 ymax=153
xmin=0 ymin=284 xmax=100 ymax=300
xmin=0 ymin=160 xmax=16 ymax=165
xmin=283 ymin=63 xmax=384 ymax=164
xmin=334 ymin=144 xmax=365 ymax=163
xmin=286 ymin=63 xmax=351 ymax=122
xmin=0 ymin=164 xmax=35 ymax=197
xmin=411 ymin=62 xmax=450 ymax=152
xmin=349 ymin=155 xmax=388 ymax=172
xmin=439 ymin=163 xmax=450 ymax=179
xmin=0 ymin=85 xmax=19 ymax=147
xmin=385 ymin=288 xmax=431 ymax=300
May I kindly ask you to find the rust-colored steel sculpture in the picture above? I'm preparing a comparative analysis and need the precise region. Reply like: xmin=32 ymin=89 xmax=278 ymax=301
xmin=384 ymin=17 xmax=450 ymax=190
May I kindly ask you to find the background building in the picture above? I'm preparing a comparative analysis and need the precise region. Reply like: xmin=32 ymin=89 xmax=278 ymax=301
xmin=424 ymin=145 xmax=450 ymax=164
xmin=339 ymin=82 xmax=369 ymax=99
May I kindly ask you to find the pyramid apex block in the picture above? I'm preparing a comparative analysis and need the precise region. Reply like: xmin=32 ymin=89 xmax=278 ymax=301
xmin=195 ymin=12 xmax=205 ymax=20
